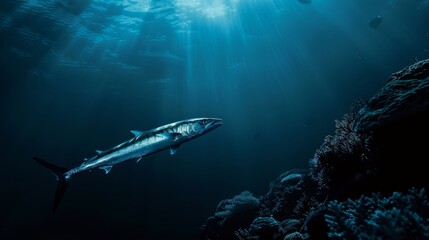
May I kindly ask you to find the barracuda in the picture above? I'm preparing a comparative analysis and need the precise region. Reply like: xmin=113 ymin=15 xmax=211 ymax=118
xmin=34 ymin=118 xmax=223 ymax=212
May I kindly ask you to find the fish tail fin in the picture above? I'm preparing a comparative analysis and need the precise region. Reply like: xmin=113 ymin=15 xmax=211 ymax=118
xmin=33 ymin=157 xmax=70 ymax=213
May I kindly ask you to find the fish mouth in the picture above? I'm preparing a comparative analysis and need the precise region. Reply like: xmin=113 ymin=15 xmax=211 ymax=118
xmin=207 ymin=118 xmax=223 ymax=129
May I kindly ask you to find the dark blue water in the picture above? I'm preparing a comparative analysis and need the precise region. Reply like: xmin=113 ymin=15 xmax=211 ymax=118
xmin=1 ymin=0 xmax=428 ymax=239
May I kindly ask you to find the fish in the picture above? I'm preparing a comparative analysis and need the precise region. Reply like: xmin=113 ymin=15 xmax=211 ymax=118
xmin=369 ymin=15 xmax=383 ymax=29
xmin=34 ymin=118 xmax=223 ymax=212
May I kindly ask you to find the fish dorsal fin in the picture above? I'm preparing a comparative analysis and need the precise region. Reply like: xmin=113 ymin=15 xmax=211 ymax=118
xmin=95 ymin=150 xmax=103 ymax=154
xmin=158 ymin=132 xmax=181 ymax=140
xmin=131 ymin=130 xmax=144 ymax=137
xmin=100 ymin=166 xmax=112 ymax=174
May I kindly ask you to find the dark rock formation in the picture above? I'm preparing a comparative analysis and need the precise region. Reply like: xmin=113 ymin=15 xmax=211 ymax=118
xmin=201 ymin=59 xmax=429 ymax=240
xmin=355 ymin=59 xmax=429 ymax=133
xmin=389 ymin=59 xmax=429 ymax=81
xmin=355 ymin=59 xmax=429 ymax=193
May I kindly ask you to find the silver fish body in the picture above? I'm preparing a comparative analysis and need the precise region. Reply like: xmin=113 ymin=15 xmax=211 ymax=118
xmin=34 ymin=118 xmax=223 ymax=212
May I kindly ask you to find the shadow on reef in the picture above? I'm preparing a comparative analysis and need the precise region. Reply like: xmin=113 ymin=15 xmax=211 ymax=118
xmin=200 ymin=59 xmax=429 ymax=240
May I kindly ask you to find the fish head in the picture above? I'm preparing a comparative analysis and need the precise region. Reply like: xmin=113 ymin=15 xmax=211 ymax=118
xmin=182 ymin=118 xmax=223 ymax=137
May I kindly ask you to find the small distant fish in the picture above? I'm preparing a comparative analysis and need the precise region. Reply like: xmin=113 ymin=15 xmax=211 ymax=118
xmin=298 ymin=0 xmax=311 ymax=4
xmin=424 ymin=49 xmax=429 ymax=53
xmin=34 ymin=118 xmax=223 ymax=212
xmin=369 ymin=15 xmax=383 ymax=29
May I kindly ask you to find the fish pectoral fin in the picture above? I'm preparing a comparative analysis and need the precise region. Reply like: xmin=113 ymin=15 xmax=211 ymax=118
xmin=170 ymin=145 xmax=181 ymax=155
xmin=130 ymin=130 xmax=144 ymax=137
xmin=158 ymin=133 xmax=182 ymax=140
xmin=100 ymin=166 xmax=112 ymax=174
xmin=136 ymin=157 xmax=143 ymax=163
xmin=95 ymin=150 xmax=103 ymax=154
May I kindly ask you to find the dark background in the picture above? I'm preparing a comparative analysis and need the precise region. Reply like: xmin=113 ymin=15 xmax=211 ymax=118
xmin=1 ymin=0 xmax=428 ymax=239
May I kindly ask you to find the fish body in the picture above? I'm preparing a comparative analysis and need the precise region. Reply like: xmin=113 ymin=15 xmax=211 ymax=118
xmin=34 ymin=118 xmax=223 ymax=212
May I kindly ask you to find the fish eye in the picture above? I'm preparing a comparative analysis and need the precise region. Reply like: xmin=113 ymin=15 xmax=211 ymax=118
xmin=201 ymin=120 xmax=208 ymax=124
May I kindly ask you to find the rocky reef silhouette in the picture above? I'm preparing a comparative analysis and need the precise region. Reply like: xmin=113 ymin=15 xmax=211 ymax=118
xmin=200 ymin=59 xmax=429 ymax=240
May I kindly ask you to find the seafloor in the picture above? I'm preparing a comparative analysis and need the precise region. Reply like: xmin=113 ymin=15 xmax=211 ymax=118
xmin=200 ymin=59 xmax=429 ymax=240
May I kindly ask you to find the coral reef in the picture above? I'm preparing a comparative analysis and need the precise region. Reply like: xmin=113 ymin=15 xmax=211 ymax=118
xmin=258 ymin=169 xmax=310 ymax=220
xmin=310 ymin=103 xmax=375 ymax=199
xmin=200 ymin=191 xmax=260 ymax=240
xmin=247 ymin=216 xmax=279 ymax=236
xmin=201 ymin=59 xmax=429 ymax=240
xmin=284 ymin=232 xmax=308 ymax=240
xmin=325 ymin=188 xmax=429 ymax=240
xmin=234 ymin=216 xmax=280 ymax=240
